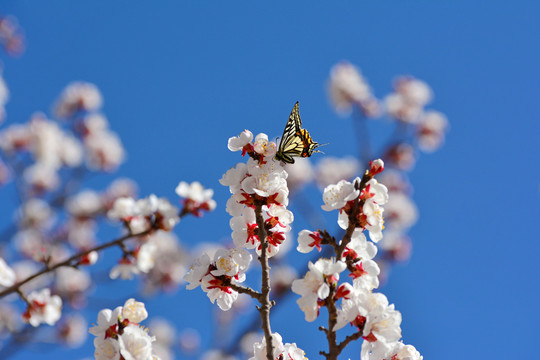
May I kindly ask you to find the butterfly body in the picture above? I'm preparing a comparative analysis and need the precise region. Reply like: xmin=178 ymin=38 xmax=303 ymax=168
xmin=275 ymin=102 xmax=322 ymax=164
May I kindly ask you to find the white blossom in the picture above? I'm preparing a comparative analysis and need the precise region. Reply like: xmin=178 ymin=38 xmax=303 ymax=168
xmin=297 ymin=229 xmax=322 ymax=253
xmin=228 ymin=130 xmax=253 ymax=152
xmin=67 ymin=190 xmax=103 ymax=218
xmin=54 ymin=82 xmax=103 ymax=118
xmin=327 ymin=62 xmax=379 ymax=117
xmin=23 ymin=288 xmax=63 ymax=327
xmin=85 ymin=130 xmax=125 ymax=171
xmin=0 ymin=257 xmax=15 ymax=287
xmin=58 ymin=314 xmax=87 ymax=347
xmin=292 ymin=258 xmax=346 ymax=322
xmin=89 ymin=306 xmax=123 ymax=338
xmin=55 ymin=267 xmax=91 ymax=295
xmin=321 ymin=178 xmax=359 ymax=211
xmin=110 ymin=259 xmax=140 ymax=280
xmin=253 ymin=133 xmax=277 ymax=157
xmin=94 ymin=337 xmax=121 ymax=360
xmin=122 ymin=298 xmax=148 ymax=324
xmin=118 ymin=324 xmax=156 ymax=360
xmin=184 ymin=253 xmax=212 ymax=290
xmin=417 ymin=110 xmax=448 ymax=152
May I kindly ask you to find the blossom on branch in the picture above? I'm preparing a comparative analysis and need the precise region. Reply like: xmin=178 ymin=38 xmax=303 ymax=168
xmin=90 ymin=298 xmax=158 ymax=360
xmin=184 ymin=248 xmax=252 ymax=311
xmin=292 ymin=258 xmax=346 ymax=322
xmin=250 ymin=332 xmax=307 ymax=360
xmin=22 ymin=288 xmax=63 ymax=327
xmin=176 ymin=181 xmax=216 ymax=217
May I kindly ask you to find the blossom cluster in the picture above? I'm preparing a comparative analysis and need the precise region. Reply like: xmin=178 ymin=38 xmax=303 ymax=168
xmin=90 ymin=298 xmax=158 ymax=360
xmin=222 ymin=130 xmax=293 ymax=256
xmin=0 ymin=82 xmax=125 ymax=194
xmin=184 ymin=129 xmax=293 ymax=311
xmin=108 ymin=194 xmax=180 ymax=234
xmin=184 ymin=248 xmax=252 ymax=311
xmin=328 ymin=62 xmax=380 ymax=117
xmin=292 ymin=160 xmax=423 ymax=360
xmin=183 ymin=128 xmax=305 ymax=359
xmin=105 ymin=181 xmax=217 ymax=286
xmin=327 ymin=62 xmax=448 ymax=156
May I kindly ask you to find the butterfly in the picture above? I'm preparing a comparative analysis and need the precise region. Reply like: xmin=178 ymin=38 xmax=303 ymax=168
xmin=275 ymin=102 xmax=323 ymax=164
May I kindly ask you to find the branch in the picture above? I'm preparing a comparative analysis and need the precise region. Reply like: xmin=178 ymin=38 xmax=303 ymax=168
xmin=337 ymin=331 xmax=363 ymax=353
xmin=228 ymin=282 xmax=262 ymax=301
xmin=0 ymin=227 xmax=154 ymax=299
xmin=322 ymin=285 xmax=339 ymax=360
xmin=254 ymin=200 xmax=274 ymax=360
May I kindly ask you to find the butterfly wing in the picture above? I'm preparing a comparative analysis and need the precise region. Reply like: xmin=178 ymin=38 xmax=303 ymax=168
xmin=275 ymin=102 xmax=321 ymax=164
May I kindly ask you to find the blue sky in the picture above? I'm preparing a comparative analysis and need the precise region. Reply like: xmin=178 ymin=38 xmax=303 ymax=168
xmin=1 ymin=1 xmax=539 ymax=359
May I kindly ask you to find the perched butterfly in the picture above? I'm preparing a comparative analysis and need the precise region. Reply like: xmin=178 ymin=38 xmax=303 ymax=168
xmin=275 ymin=102 xmax=323 ymax=164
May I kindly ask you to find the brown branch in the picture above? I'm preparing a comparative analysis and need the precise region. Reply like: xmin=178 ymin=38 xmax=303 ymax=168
xmin=254 ymin=200 xmax=274 ymax=360
xmin=0 ymin=227 xmax=154 ymax=299
xmin=322 ymin=285 xmax=339 ymax=360
xmin=228 ymin=282 xmax=262 ymax=301
xmin=337 ymin=331 xmax=363 ymax=353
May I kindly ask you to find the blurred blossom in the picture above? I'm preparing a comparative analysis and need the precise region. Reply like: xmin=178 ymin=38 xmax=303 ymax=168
xmin=66 ymin=190 xmax=103 ymax=219
xmin=84 ymin=130 xmax=125 ymax=171
xmin=201 ymin=350 xmax=238 ymax=360
xmin=0 ymin=303 xmax=20 ymax=334
xmin=284 ymin=157 xmax=314 ymax=192
xmin=149 ymin=318 xmax=176 ymax=347
xmin=377 ymin=169 xmax=411 ymax=194
xmin=384 ymin=192 xmax=418 ymax=231
xmin=0 ymin=159 xmax=10 ymax=185
xmin=0 ymin=15 xmax=25 ymax=56
xmin=110 ymin=257 xmax=140 ymax=280
xmin=29 ymin=114 xmax=83 ymax=169
xmin=417 ymin=110 xmax=448 ymax=152
xmin=327 ymin=62 xmax=380 ymax=117
xmin=102 ymin=178 xmax=138 ymax=209
xmin=0 ymin=257 xmax=16 ymax=287
xmin=14 ymin=228 xmax=44 ymax=259
xmin=315 ymin=156 xmax=360 ymax=188
xmin=54 ymin=82 xmax=103 ymax=119
xmin=143 ymin=231 xmax=188 ymax=293
xmin=178 ymin=328 xmax=200 ymax=354
xmin=23 ymin=162 xmax=60 ymax=192
xmin=0 ymin=123 xmax=32 ymax=152
xmin=17 ymin=198 xmax=55 ymax=230
xmin=384 ymin=143 xmax=416 ymax=171
xmin=54 ymin=267 xmax=91 ymax=297
xmin=270 ymin=265 xmax=297 ymax=295
xmin=57 ymin=314 xmax=87 ymax=347
xmin=378 ymin=230 xmax=412 ymax=262
xmin=66 ymin=219 xmax=97 ymax=249
xmin=240 ymin=332 xmax=263 ymax=356
xmin=384 ymin=76 xmax=433 ymax=123
xmin=0 ymin=73 xmax=9 ymax=123
xmin=76 ymin=113 xmax=109 ymax=136
xmin=395 ymin=76 xmax=432 ymax=107
xmin=150 ymin=318 xmax=177 ymax=360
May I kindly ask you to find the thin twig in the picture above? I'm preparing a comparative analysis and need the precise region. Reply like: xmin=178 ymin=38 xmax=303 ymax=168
xmin=228 ymin=283 xmax=262 ymax=301
xmin=0 ymin=227 xmax=154 ymax=299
